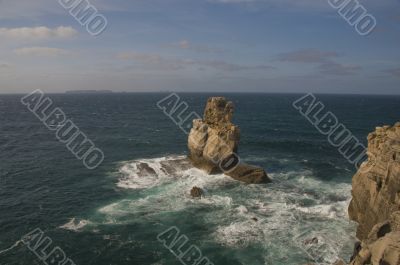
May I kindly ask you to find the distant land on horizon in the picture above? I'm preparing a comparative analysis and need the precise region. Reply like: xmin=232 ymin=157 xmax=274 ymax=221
xmin=65 ymin=90 xmax=114 ymax=94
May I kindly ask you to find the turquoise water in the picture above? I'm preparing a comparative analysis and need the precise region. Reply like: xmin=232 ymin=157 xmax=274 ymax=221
xmin=0 ymin=93 xmax=399 ymax=265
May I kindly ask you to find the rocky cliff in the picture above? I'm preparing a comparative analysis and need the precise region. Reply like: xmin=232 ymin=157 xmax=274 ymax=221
xmin=188 ymin=97 xmax=270 ymax=184
xmin=345 ymin=123 xmax=400 ymax=265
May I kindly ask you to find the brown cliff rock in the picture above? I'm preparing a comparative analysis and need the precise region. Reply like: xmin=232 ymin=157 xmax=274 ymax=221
xmin=188 ymin=97 xmax=270 ymax=184
xmin=348 ymin=123 xmax=400 ymax=240
xmin=345 ymin=122 xmax=400 ymax=265
xmin=349 ymin=212 xmax=400 ymax=265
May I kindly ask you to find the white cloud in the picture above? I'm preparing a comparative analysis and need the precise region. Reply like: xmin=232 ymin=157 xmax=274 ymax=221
xmin=117 ymin=51 xmax=274 ymax=72
xmin=14 ymin=47 xmax=69 ymax=57
xmin=0 ymin=26 xmax=77 ymax=40
xmin=168 ymin=39 xmax=224 ymax=53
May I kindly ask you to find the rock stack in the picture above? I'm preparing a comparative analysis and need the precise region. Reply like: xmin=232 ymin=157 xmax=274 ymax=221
xmin=335 ymin=123 xmax=400 ymax=265
xmin=188 ymin=97 xmax=270 ymax=184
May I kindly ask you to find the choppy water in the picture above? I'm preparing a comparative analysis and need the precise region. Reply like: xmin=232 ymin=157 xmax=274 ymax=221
xmin=0 ymin=93 xmax=399 ymax=265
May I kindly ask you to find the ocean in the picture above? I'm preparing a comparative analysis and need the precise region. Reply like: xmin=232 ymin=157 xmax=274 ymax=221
xmin=0 ymin=93 xmax=399 ymax=265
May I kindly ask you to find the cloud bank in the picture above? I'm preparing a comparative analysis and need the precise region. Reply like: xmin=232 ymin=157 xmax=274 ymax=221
xmin=0 ymin=26 xmax=77 ymax=40
xmin=14 ymin=47 xmax=70 ymax=57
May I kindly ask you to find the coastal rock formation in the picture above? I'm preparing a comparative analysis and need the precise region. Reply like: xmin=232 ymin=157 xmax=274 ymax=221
xmin=345 ymin=123 xmax=400 ymax=265
xmin=349 ymin=211 xmax=400 ymax=265
xmin=190 ymin=186 xmax=204 ymax=198
xmin=227 ymin=163 xmax=270 ymax=184
xmin=188 ymin=97 xmax=270 ymax=184
xmin=188 ymin=97 xmax=240 ymax=174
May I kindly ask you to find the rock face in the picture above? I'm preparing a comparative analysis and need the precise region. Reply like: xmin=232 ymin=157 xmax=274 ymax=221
xmin=188 ymin=97 xmax=270 ymax=184
xmin=188 ymin=97 xmax=240 ymax=174
xmin=349 ymin=212 xmax=400 ymax=265
xmin=346 ymin=123 xmax=400 ymax=265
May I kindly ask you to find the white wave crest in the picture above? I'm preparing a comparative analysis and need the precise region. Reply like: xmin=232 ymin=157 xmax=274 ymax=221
xmin=59 ymin=218 xmax=91 ymax=232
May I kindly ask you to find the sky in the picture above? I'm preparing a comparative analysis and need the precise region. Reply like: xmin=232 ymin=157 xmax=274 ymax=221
xmin=0 ymin=0 xmax=399 ymax=94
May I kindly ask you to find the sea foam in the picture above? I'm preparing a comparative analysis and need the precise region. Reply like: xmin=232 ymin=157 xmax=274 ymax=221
xmin=64 ymin=155 xmax=356 ymax=264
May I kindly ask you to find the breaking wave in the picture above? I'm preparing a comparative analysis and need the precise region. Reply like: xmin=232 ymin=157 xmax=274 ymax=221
xmin=65 ymin=155 xmax=356 ymax=264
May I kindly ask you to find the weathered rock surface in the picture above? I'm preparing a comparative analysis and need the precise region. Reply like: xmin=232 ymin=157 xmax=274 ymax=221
xmin=226 ymin=163 xmax=270 ymax=184
xmin=342 ymin=122 xmax=400 ymax=265
xmin=349 ymin=211 xmax=400 ymax=265
xmin=349 ymin=123 xmax=400 ymax=240
xmin=188 ymin=97 xmax=240 ymax=174
xmin=188 ymin=97 xmax=270 ymax=184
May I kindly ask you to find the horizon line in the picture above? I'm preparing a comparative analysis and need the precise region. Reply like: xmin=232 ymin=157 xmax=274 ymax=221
xmin=0 ymin=91 xmax=400 ymax=96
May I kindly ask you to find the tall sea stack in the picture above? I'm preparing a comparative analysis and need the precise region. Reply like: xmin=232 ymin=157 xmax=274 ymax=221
xmin=188 ymin=97 xmax=270 ymax=184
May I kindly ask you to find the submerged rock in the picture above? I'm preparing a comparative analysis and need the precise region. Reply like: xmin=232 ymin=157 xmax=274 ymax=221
xmin=304 ymin=237 xmax=319 ymax=245
xmin=188 ymin=97 xmax=270 ymax=184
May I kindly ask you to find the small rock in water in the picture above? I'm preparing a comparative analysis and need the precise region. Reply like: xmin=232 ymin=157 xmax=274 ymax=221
xmin=190 ymin=186 xmax=203 ymax=198
xmin=304 ymin=237 xmax=319 ymax=245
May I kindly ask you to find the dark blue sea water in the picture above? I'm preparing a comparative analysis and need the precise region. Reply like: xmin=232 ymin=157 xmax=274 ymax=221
xmin=0 ymin=93 xmax=399 ymax=265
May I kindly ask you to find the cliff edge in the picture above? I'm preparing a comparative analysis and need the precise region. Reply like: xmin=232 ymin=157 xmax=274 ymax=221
xmin=346 ymin=122 xmax=400 ymax=265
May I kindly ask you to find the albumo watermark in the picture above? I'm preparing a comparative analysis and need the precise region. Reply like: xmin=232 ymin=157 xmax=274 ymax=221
xmin=328 ymin=0 xmax=377 ymax=36
xmin=58 ymin=0 xmax=108 ymax=36
xmin=21 ymin=89 xmax=105 ymax=170
xmin=22 ymin=228 xmax=76 ymax=265
xmin=293 ymin=93 xmax=369 ymax=171
xmin=157 ymin=226 xmax=214 ymax=265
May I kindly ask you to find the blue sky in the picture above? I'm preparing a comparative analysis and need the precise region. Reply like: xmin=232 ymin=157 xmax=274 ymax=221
xmin=0 ymin=0 xmax=399 ymax=94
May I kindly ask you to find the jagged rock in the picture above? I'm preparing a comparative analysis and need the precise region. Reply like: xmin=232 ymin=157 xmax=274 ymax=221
xmin=345 ymin=122 xmax=400 ymax=265
xmin=190 ymin=186 xmax=203 ymax=198
xmin=226 ymin=163 xmax=270 ymax=184
xmin=350 ymin=241 xmax=362 ymax=262
xmin=137 ymin=163 xmax=157 ymax=175
xmin=188 ymin=97 xmax=270 ymax=184
xmin=348 ymin=211 xmax=400 ymax=265
xmin=188 ymin=97 xmax=240 ymax=174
